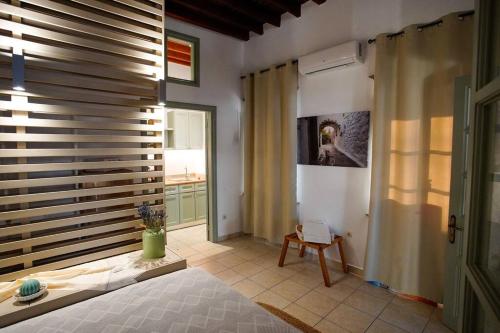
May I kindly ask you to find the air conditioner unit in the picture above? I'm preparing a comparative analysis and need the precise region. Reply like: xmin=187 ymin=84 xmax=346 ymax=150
xmin=298 ymin=41 xmax=363 ymax=75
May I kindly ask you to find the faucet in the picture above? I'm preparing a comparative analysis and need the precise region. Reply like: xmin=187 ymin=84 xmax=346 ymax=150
xmin=184 ymin=166 xmax=188 ymax=179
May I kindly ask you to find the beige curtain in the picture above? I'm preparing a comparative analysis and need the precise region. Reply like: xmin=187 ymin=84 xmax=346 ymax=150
xmin=365 ymin=13 xmax=473 ymax=302
xmin=242 ymin=61 xmax=298 ymax=244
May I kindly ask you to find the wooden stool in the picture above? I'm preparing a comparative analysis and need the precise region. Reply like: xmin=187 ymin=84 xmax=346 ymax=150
xmin=278 ymin=229 xmax=348 ymax=287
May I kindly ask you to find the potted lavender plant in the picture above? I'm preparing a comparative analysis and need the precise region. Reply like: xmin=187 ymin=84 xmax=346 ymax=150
xmin=138 ymin=204 xmax=165 ymax=259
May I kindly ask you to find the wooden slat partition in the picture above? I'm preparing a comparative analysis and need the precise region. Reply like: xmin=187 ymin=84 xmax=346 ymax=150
xmin=0 ymin=0 xmax=165 ymax=281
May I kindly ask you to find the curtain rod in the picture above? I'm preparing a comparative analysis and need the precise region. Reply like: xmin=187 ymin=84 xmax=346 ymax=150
xmin=240 ymin=59 xmax=298 ymax=79
xmin=367 ymin=10 xmax=474 ymax=44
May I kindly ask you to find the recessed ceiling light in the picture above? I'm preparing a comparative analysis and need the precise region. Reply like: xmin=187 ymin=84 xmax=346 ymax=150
xmin=13 ymin=86 xmax=25 ymax=91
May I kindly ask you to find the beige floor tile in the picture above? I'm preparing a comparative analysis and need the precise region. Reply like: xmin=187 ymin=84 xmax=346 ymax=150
xmin=197 ymin=261 xmax=228 ymax=275
xmin=271 ymin=279 xmax=311 ymax=302
xmin=315 ymin=283 xmax=355 ymax=302
xmin=170 ymin=246 xmax=199 ymax=258
xmin=392 ymin=297 xmax=435 ymax=318
xmin=252 ymin=290 xmax=291 ymax=309
xmin=283 ymin=303 xmax=322 ymax=327
xmin=232 ymin=279 xmax=266 ymax=298
xmin=345 ymin=290 xmax=390 ymax=316
xmin=292 ymin=270 xmax=324 ymax=289
xmin=214 ymin=269 xmax=245 ymax=285
xmin=232 ymin=261 xmax=265 ymax=277
xmin=249 ymin=269 xmax=289 ymax=289
xmin=315 ymin=319 xmax=350 ymax=333
xmin=423 ymin=320 xmax=454 ymax=333
xmin=358 ymin=283 xmax=395 ymax=302
xmin=233 ymin=248 xmax=265 ymax=260
xmin=336 ymin=274 xmax=365 ymax=289
xmin=268 ymin=265 xmax=297 ymax=278
xmin=215 ymin=254 xmax=246 ymax=267
xmin=326 ymin=304 xmax=376 ymax=333
xmin=380 ymin=303 xmax=430 ymax=333
xmin=366 ymin=319 xmax=407 ymax=333
xmin=295 ymin=290 xmax=339 ymax=317
xmin=251 ymin=254 xmax=279 ymax=268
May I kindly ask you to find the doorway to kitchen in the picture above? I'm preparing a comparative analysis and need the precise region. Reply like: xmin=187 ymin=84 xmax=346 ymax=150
xmin=164 ymin=101 xmax=217 ymax=246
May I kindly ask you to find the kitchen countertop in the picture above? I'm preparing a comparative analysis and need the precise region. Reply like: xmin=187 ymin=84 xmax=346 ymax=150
xmin=164 ymin=177 xmax=206 ymax=186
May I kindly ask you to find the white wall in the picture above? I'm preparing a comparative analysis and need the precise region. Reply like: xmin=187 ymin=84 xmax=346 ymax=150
xmin=164 ymin=149 xmax=206 ymax=176
xmin=243 ymin=0 xmax=473 ymax=269
xmin=166 ymin=19 xmax=244 ymax=238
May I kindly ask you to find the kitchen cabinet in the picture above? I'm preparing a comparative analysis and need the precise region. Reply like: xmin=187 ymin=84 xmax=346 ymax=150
xmin=165 ymin=181 xmax=207 ymax=230
xmin=179 ymin=191 xmax=196 ymax=223
xmin=188 ymin=112 xmax=204 ymax=149
xmin=165 ymin=194 xmax=179 ymax=228
xmin=195 ymin=190 xmax=207 ymax=220
xmin=166 ymin=110 xmax=204 ymax=149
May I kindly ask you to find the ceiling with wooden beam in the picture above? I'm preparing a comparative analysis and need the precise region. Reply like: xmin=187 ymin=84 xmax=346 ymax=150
xmin=165 ymin=0 xmax=328 ymax=41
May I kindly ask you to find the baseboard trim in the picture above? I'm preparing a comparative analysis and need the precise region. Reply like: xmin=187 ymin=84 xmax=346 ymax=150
xmin=216 ymin=231 xmax=243 ymax=242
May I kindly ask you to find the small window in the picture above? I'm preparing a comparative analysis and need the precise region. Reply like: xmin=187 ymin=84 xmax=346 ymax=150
xmin=166 ymin=30 xmax=200 ymax=87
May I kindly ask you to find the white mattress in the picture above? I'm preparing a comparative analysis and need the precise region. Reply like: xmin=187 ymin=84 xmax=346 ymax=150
xmin=4 ymin=267 xmax=299 ymax=333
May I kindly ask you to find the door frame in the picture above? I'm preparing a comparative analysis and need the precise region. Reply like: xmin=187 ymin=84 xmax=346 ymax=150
xmin=459 ymin=0 xmax=500 ymax=330
xmin=165 ymin=100 xmax=218 ymax=243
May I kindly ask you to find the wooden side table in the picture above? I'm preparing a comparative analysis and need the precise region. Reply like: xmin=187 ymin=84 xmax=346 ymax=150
xmin=278 ymin=230 xmax=348 ymax=287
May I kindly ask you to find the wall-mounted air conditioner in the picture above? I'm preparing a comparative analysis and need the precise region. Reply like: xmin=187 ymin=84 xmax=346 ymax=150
xmin=298 ymin=41 xmax=363 ymax=75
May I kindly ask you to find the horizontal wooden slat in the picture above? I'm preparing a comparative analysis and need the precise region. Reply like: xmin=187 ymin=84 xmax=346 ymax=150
xmin=0 ymin=192 xmax=163 ymax=220
xmin=1 ymin=182 xmax=162 ymax=205
xmin=0 ymin=3 xmax=162 ymax=51
xmin=112 ymin=0 xmax=163 ymax=16
xmin=21 ymin=0 xmax=163 ymax=39
xmin=0 ymin=219 xmax=142 ymax=252
xmin=0 ymin=204 xmax=163 ymax=237
xmin=0 ymin=36 xmax=160 ymax=76
xmin=0 ymin=117 xmax=162 ymax=132
xmin=0 ymin=157 xmax=162 ymax=174
xmin=0 ymin=19 xmax=160 ymax=62
xmin=0 ymin=231 xmax=143 ymax=269
xmin=0 ymin=133 xmax=162 ymax=144
xmin=0 ymin=100 xmax=161 ymax=120
xmin=70 ymin=0 xmax=163 ymax=28
xmin=0 ymin=243 xmax=143 ymax=282
xmin=0 ymin=148 xmax=162 ymax=158
xmin=21 ymin=69 xmax=156 ymax=97
xmin=0 ymin=171 xmax=163 ymax=190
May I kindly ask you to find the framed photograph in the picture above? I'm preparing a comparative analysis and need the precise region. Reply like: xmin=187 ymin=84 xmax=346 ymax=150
xmin=297 ymin=111 xmax=370 ymax=167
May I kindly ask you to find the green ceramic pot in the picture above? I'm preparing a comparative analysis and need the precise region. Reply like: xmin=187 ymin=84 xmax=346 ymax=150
xmin=142 ymin=228 xmax=165 ymax=259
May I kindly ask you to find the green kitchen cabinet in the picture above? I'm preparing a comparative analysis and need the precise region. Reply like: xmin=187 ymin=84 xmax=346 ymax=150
xmin=195 ymin=190 xmax=207 ymax=220
xmin=165 ymin=194 xmax=179 ymax=227
xmin=180 ymin=192 xmax=195 ymax=223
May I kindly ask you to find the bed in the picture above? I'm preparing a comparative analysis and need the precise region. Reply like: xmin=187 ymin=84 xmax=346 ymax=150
xmin=3 ymin=267 xmax=299 ymax=332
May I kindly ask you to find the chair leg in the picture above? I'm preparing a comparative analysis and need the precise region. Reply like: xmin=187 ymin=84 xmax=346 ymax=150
xmin=299 ymin=245 xmax=306 ymax=257
xmin=338 ymin=239 xmax=348 ymax=273
xmin=278 ymin=238 xmax=290 ymax=267
xmin=318 ymin=248 xmax=331 ymax=287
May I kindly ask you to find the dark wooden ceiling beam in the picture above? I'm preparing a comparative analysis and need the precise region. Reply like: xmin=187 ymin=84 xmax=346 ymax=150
xmin=167 ymin=0 xmax=264 ymax=35
xmin=260 ymin=0 xmax=301 ymax=17
xmin=211 ymin=0 xmax=282 ymax=27
xmin=165 ymin=1 xmax=250 ymax=40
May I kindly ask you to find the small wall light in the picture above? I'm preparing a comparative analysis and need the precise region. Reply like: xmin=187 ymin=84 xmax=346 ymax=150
xmin=158 ymin=79 xmax=166 ymax=106
xmin=12 ymin=54 xmax=25 ymax=92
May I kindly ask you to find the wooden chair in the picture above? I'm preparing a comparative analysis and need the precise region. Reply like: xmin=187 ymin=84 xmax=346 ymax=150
xmin=278 ymin=225 xmax=348 ymax=287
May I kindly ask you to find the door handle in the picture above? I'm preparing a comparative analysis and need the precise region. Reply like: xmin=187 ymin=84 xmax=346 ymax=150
xmin=448 ymin=214 xmax=463 ymax=244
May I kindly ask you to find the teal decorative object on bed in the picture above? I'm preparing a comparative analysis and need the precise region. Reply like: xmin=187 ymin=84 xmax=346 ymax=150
xmin=138 ymin=204 xmax=165 ymax=259
xmin=20 ymin=279 xmax=41 ymax=296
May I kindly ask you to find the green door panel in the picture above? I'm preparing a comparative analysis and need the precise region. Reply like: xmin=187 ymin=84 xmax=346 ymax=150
xmin=180 ymin=192 xmax=195 ymax=223
xmin=195 ymin=190 xmax=207 ymax=220
xmin=165 ymin=194 xmax=179 ymax=227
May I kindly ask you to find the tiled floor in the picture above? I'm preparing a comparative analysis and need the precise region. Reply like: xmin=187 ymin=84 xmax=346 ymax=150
xmin=167 ymin=225 xmax=453 ymax=333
